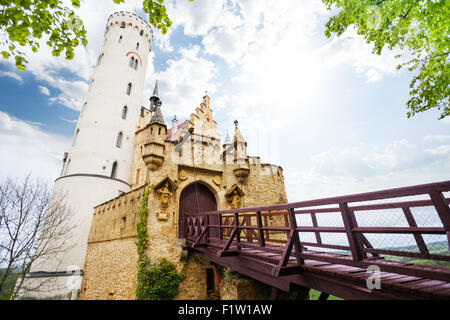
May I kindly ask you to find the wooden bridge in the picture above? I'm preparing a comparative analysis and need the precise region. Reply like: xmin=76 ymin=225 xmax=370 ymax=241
xmin=184 ymin=181 xmax=450 ymax=300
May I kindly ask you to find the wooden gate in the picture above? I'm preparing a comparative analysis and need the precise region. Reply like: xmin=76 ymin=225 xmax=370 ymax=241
xmin=179 ymin=182 xmax=217 ymax=242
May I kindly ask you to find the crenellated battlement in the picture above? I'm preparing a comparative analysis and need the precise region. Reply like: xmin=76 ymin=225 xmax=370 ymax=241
xmin=106 ymin=11 xmax=153 ymax=41
xmin=89 ymin=185 xmax=147 ymax=243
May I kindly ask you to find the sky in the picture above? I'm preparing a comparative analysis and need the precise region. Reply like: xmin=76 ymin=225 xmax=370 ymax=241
xmin=0 ymin=0 xmax=449 ymax=203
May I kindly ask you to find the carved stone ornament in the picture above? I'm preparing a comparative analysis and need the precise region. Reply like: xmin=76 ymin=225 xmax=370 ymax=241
xmin=179 ymin=170 xmax=188 ymax=181
xmin=157 ymin=181 xmax=172 ymax=208
xmin=225 ymin=185 xmax=245 ymax=209
xmin=154 ymin=178 xmax=178 ymax=222
xmin=213 ymin=175 xmax=221 ymax=186
xmin=156 ymin=210 xmax=169 ymax=221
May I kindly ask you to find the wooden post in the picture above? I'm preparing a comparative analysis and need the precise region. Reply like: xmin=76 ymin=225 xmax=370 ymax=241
xmin=339 ymin=203 xmax=364 ymax=262
xmin=311 ymin=213 xmax=322 ymax=245
xmin=256 ymin=211 xmax=265 ymax=247
xmin=403 ymin=207 xmax=429 ymax=256
xmin=429 ymin=192 xmax=450 ymax=247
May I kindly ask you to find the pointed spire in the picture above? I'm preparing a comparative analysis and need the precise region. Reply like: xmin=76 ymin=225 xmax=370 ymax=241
xmin=152 ymin=80 xmax=159 ymax=97
xmin=225 ymin=130 xmax=231 ymax=145
xmin=233 ymin=120 xmax=246 ymax=142
xmin=148 ymin=80 xmax=165 ymax=126
xmin=149 ymin=80 xmax=160 ymax=112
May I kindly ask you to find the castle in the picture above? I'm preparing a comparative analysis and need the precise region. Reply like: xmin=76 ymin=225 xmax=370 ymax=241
xmin=21 ymin=11 xmax=288 ymax=300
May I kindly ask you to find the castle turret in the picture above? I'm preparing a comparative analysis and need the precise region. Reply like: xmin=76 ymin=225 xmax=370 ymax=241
xmin=143 ymin=81 xmax=167 ymax=171
xmin=233 ymin=120 xmax=250 ymax=182
xmin=171 ymin=115 xmax=179 ymax=140
xmin=21 ymin=11 xmax=153 ymax=299
xmin=233 ymin=120 xmax=248 ymax=161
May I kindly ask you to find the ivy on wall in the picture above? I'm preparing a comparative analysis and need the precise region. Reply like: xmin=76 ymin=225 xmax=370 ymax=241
xmin=135 ymin=184 xmax=184 ymax=300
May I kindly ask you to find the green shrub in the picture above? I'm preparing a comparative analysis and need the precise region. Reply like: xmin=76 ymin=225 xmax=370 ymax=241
xmin=136 ymin=258 xmax=184 ymax=300
xmin=135 ymin=184 xmax=183 ymax=300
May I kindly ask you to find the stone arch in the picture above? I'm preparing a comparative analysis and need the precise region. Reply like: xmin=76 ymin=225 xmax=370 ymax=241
xmin=178 ymin=181 xmax=218 ymax=239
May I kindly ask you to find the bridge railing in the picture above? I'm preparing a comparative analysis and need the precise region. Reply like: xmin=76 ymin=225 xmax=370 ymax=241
xmin=185 ymin=180 xmax=450 ymax=281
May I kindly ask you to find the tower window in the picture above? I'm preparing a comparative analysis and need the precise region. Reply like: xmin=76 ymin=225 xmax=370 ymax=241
xmin=111 ymin=161 xmax=118 ymax=179
xmin=97 ymin=53 xmax=104 ymax=66
xmin=134 ymin=59 xmax=138 ymax=70
xmin=136 ymin=168 xmax=140 ymax=185
xmin=120 ymin=22 xmax=125 ymax=29
xmin=119 ymin=35 xmax=123 ymax=43
xmin=136 ymin=42 xmax=139 ymax=50
xmin=81 ymin=103 xmax=87 ymax=117
xmin=126 ymin=83 xmax=132 ymax=95
xmin=140 ymin=30 xmax=144 ymax=36
xmin=116 ymin=132 xmax=123 ymax=148
xmin=122 ymin=106 xmax=128 ymax=119
xmin=64 ymin=158 xmax=71 ymax=176
xmin=72 ymin=129 xmax=80 ymax=146
xmin=129 ymin=57 xmax=134 ymax=68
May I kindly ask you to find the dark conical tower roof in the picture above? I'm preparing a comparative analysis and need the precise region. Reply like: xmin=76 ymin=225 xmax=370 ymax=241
xmin=149 ymin=102 xmax=165 ymax=126
xmin=149 ymin=80 xmax=160 ymax=112
xmin=148 ymin=80 xmax=165 ymax=126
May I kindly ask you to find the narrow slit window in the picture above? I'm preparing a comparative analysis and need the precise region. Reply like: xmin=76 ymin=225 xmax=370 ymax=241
xmin=116 ymin=132 xmax=123 ymax=148
xmin=97 ymin=53 xmax=104 ymax=65
xmin=122 ymin=106 xmax=127 ymax=119
xmin=136 ymin=42 xmax=140 ymax=50
xmin=111 ymin=161 xmax=118 ymax=179
xmin=73 ymin=129 xmax=80 ymax=146
xmin=134 ymin=59 xmax=138 ymax=70
xmin=136 ymin=168 xmax=140 ymax=185
xmin=80 ymin=103 xmax=87 ymax=117
xmin=64 ymin=159 xmax=71 ymax=176
xmin=126 ymin=83 xmax=132 ymax=95
xmin=129 ymin=57 xmax=134 ymax=68
xmin=119 ymin=35 xmax=123 ymax=43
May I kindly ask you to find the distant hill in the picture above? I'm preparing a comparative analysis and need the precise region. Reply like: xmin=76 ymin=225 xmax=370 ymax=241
xmin=380 ymin=241 xmax=450 ymax=268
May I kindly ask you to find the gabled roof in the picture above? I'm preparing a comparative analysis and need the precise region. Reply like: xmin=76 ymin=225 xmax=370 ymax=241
xmin=166 ymin=122 xmax=186 ymax=141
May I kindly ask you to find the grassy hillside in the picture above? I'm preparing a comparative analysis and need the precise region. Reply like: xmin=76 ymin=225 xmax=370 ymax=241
xmin=381 ymin=241 xmax=450 ymax=268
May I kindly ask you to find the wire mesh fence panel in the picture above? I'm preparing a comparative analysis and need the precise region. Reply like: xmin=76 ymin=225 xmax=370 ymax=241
xmin=354 ymin=208 xmax=409 ymax=228
xmin=315 ymin=212 xmax=344 ymax=227
xmin=410 ymin=206 xmax=444 ymax=228
xmin=295 ymin=214 xmax=313 ymax=227
xmin=422 ymin=234 xmax=449 ymax=256
xmin=349 ymin=194 xmax=431 ymax=207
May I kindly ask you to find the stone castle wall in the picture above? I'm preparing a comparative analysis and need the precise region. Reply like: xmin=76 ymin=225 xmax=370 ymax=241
xmin=80 ymin=96 xmax=289 ymax=300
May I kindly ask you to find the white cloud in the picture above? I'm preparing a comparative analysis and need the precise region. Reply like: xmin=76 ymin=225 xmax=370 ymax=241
xmin=285 ymin=138 xmax=450 ymax=201
xmin=145 ymin=45 xmax=218 ymax=118
xmin=0 ymin=70 xmax=23 ymax=83
xmin=0 ymin=111 xmax=70 ymax=183
xmin=317 ymin=27 xmax=409 ymax=83
xmin=154 ymin=28 xmax=174 ymax=52
xmin=423 ymin=134 xmax=450 ymax=142
xmin=0 ymin=0 xmax=143 ymax=111
xmin=38 ymin=85 xmax=51 ymax=96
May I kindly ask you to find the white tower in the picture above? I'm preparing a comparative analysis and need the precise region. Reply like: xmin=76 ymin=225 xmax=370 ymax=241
xmin=22 ymin=12 xmax=153 ymax=299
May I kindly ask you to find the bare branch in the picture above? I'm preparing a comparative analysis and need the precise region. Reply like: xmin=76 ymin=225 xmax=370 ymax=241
xmin=0 ymin=174 xmax=74 ymax=299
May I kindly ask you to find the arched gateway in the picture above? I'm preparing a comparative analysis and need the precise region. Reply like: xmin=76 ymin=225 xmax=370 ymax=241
xmin=179 ymin=182 xmax=217 ymax=239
